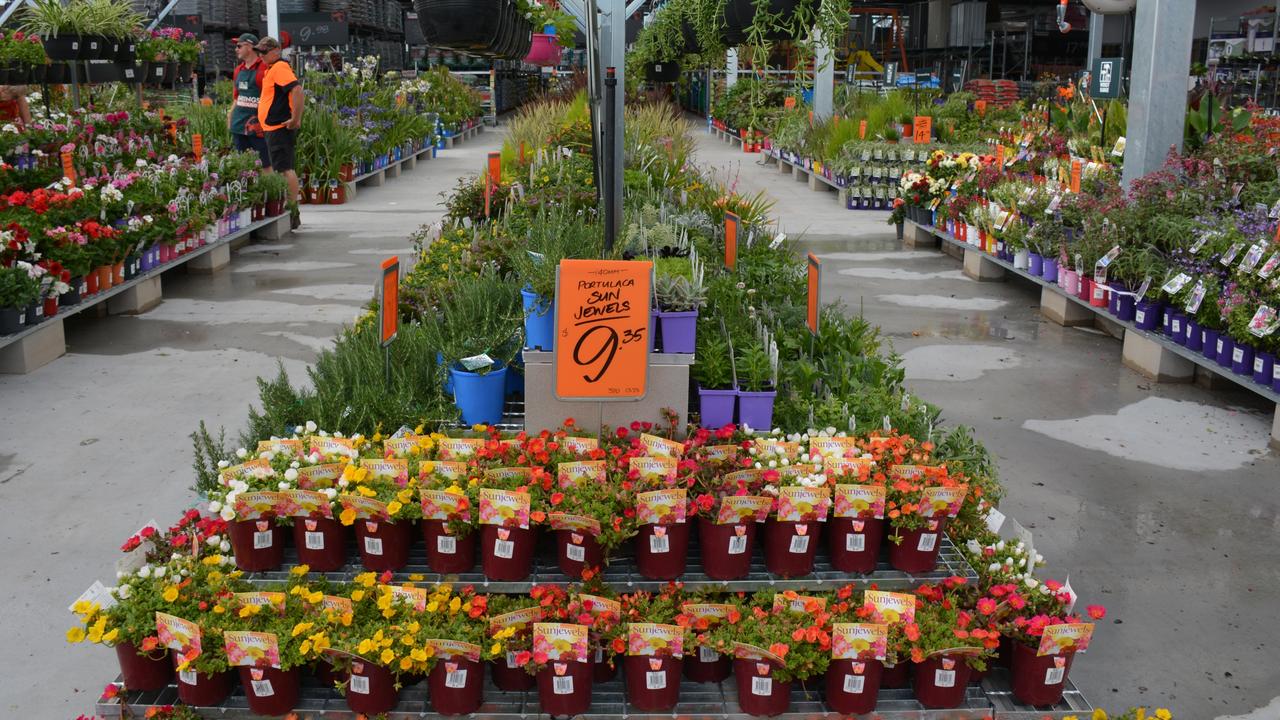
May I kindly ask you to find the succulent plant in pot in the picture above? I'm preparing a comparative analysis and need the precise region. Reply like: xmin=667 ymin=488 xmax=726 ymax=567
xmin=654 ymin=251 xmax=706 ymax=353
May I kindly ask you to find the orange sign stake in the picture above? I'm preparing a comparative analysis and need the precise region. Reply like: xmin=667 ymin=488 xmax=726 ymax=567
xmin=1070 ymin=160 xmax=1082 ymax=193
xmin=555 ymin=259 xmax=653 ymax=400
xmin=60 ymin=151 xmax=75 ymax=186
xmin=193 ymin=133 xmax=203 ymax=162
xmin=380 ymin=257 xmax=400 ymax=347
xmin=912 ymin=116 xmax=932 ymax=145
xmin=724 ymin=212 xmax=739 ymax=270
xmin=975 ymin=99 xmax=987 ymax=116
xmin=806 ymin=253 xmax=821 ymax=336
xmin=858 ymin=120 xmax=867 ymax=139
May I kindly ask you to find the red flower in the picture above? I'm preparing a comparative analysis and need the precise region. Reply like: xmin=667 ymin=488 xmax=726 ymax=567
xmin=976 ymin=598 xmax=996 ymax=615
xmin=101 ymin=684 xmax=120 ymax=700
xmin=550 ymin=492 xmax=564 ymax=506
xmin=1086 ymin=605 xmax=1106 ymax=620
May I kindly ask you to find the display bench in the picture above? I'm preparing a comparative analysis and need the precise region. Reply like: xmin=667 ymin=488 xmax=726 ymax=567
xmin=0 ymin=212 xmax=291 ymax=375
xmin=906 ymin=220 xmax=1280 ymax=449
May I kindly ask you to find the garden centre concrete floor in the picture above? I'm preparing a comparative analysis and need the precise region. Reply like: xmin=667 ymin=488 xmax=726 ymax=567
xmin=692 ymin=126 xmax=1280 ymax=719
xmin=0 ymin=129 xmax=506 ymax=719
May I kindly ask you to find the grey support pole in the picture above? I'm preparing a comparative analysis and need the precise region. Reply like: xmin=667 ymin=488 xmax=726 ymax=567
xmin=600 ymin=0 xmax=625 ymax=241
xmin=813 ymin=28 xmax=833 ymax=120
xmin=726 ymin=48 xmax=738 ymax=88
xmin=1086 ymin=12 xmax=1105 ymax=70
xmin=1122 ymin=0 xmax=1194 ymax=186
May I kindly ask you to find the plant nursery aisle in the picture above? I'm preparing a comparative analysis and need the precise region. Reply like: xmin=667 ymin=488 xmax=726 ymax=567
xmin=691 ymin=123 xmax=1280 ymax=719
xmin=0 ymin=128 xmax=505 ymax=719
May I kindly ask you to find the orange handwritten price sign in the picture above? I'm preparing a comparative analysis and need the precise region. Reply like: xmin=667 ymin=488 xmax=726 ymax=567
xmin=555 ymin=260 xmax=652 ymax=400
xmin=912 ymin=116 xmax=932 ymax=145
xmin=193 ymin=133 xmax=203 ymax=162
xmin=60 ymin=151 xmax=75 ymax=186
xmin=975 ymin=99 xmax=987 ymax=116
xmin=484 ymin=151 xmax=500 ymax=218
xmin=806 ymin=253 xmax=821 ymax=335
xmin=725 ymin=212 xmax=739 ymax=270
xmin=380 ymin=257 xmax=399 ymax=347
xmin=858 ymin=119 xmax=867 ymax=139
xmin=1070 ymin=160 xmax=1082 ymax=193
xmin=996 ymin=144 xmax=1006 ymax=167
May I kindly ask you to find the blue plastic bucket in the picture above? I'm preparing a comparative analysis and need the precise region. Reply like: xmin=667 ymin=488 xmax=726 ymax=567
xmin=450 ymin=365 xmax=509 ymax=425
xmin=521 ymin=287 xmax=555 ymax=351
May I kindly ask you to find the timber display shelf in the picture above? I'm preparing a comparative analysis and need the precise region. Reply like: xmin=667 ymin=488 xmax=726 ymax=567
xmin=0 ymin=212 xmax=291 ymax=375
xmin=342 ymin=121 xmax=484 ymax=200
xmin=905 ymin=219 xmax=1280 ymax=449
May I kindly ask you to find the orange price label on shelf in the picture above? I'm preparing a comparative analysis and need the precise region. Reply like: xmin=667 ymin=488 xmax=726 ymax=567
xmin=975 ymin=99 xmax=987 ymax=116
xmin=380 ymin=257 xmax=399 ymax=346
xmin=1070 ymin=160 xmax=1082 ymax=193
xmin=784 ymin=96 xmax=797 ymax=109
xmin=193 ymin=133 xmax=203 ymax=162
xmin=725 ymin=212 xmax=739 ymax=270
xmin=806 ymin=253 xmax=821 ymax=335
xmin=60 ymin=151 xmax=75 ymax=186
xmin=554 ymin=259 xmax=653 ymax=400
xmin=858 ymin=119 xmax=867 ymax=139
xmin=996 ymin=144 xmax=1006 ymax=166
xmin=912 ymin=116 xmax=932 ymax=145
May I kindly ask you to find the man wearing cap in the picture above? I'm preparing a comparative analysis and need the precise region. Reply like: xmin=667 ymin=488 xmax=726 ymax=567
xmin=256 ymin=36 xmax=304 ymax=222
xmin=228 ymin=34 xmax=271 ymax=171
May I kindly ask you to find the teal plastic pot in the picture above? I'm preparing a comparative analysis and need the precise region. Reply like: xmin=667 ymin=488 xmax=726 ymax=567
xmin=449 ymin=365 xmax=508 ymax=425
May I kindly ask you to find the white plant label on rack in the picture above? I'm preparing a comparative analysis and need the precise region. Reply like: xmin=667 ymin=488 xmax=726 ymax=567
xmin=553 ymin=675 xmax=574 ymax=694
xmin=789 ymin=534 xmax=810 ymax=554
xmin=566 ymin=544 xmax=585 ymax=562
xmin=1046 ymin=666 xmax=1066 ymax=684
xmin=179 ymin=669 xmax=197 ymax=685
xmin=846 ymin=533 xmax=865 ymax=552
xmin=649 ymin=534 xmax=670 ymax=554
xmin=70 ymin=580 xmax=117 ymax=612
xmin=1134 ymin=276 xmax=1152 ymax=302
xmin=1061 ymin=575 xmax=1078 ymax=614
xmin=304 ymin=532 xmax=325 ymax=550
xmin=646 ymin=671 xmax=667 ymax=689
xmin=1161 ymin=273 xmax=1192 ymax=295
xmin=985 ymin=507 xmax=1006 ymax=534
xmin=1259 ymin=254 xmax=1280 ymax=279
xmin=933 ymin=669 xmax=956 ymax=687
xmin=1096 ymin=246 xmax=1121 ymax=269
xmin=493 ymin=539 xmax=514 ymax=559
xmin=1247 ymin=305 xmax=1279 ymax=337
xmin=1221 ymin=243 xmax=1243 ymax=266
xmin=1240 ymin=244 xmax=1266 ymax=273
xmin=844 ymin=674 xmax=866 ymax=693
xmin=752 ymin=677 xmax=773 ymax=695
xmin=364 ymin=537 xmax=383 ymax=556
xmin=446 ymin=668 xmax=468 ymax=688
xmin=251 ymin=679 xmax=274 ymax=696
xmin=1185 ymin=280 xmax=1207 ymax=314
xmin=699 ymin=647 xmax=720 ymax=662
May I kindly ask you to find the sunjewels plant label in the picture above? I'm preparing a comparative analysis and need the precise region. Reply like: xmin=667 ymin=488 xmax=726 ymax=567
xmin=640 ymin=433 xmax=684 ymax=458
xmin=478 ymin=489 xmax=531 ymax=529
xmin=775 ymin=486 xmax=831 ymax=522
xmin=630 ymin=456 xmax=679 ymax=481
xmin=232 ymin=491 xmax=281 ymax=520
xmin=834 ymin=484 xmax=886 ymax=519
xmin=424 ymin=639 xmax=483 ymax=662
xmin=436 ymin=437 xmax=483 ymax=459
xmin=420 ymin=489 xmax=470 ymax=521
xmin=359 ymin=458 xmax=407 ymax=480
xmin=563 ymin=436 xmax=599 ymax=454
xmin=557 ymin=460 xmax=605 ymax=488
xmin=831 ymin=623 xmax=888 ymax=661
xmin=809 ymin=436 xmax=859 ymax=459
xmin=489 ymin=607 xmax=543 ymax=634
xmin=716 ymin=495 xmax=773 ymax=524
xmin=1037 ymin=623 xmax=1095 ymax=656
xmin=382 ymin=436 xmax=423 ymax=458
xmin=628 ymin=623 xmax=684 ymax=657
xmin=224 ymin=630 xmax=281 ymax=668
xmin=772 ymin=593 xmax=826 ymax=613
xmin=533 ymin=623 xmax=589 ymax=662
xmin=865 ymin=591 xmax=917 ymax=625
xmin=278 ymin=489 xmax=334 ymax=518
xmin=155 ymin=612 xmax=202 ymax=658
xmin=920 ymin=485 xmax=968 ymax=518
xmin=548 ymin=512 xmax=601 ymax=536
xmin=296 ymin=464 xmax=341 ymax=489
xmin=423 ymin=461 xmax=468 ymax=481
xmin=636 ymin=488 xmax=687 ymax=525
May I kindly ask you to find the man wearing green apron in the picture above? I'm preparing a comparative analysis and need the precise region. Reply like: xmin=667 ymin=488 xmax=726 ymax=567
xmin=228 ymin=33 xmax=271 ymax=170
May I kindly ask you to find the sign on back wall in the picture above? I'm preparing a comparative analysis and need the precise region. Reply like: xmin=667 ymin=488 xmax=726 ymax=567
xmin=1090 ymin=57 xmax=1124 ymax=99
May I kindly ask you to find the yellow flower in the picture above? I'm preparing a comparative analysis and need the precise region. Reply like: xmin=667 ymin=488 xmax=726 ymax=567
xmin=387 ymin=501 xmax=403 ymax=515
xmin=202 ymin=554 xmax=224 ymax=565
xmin=66 ymin=627 xmax=86 ymax=643
xmin=300 ymin=640 xmax=312 ymax=655
xmin=1155 ymin=711 xmax=1171 ymax=720
xmin=162 ymin=586 xmax=179 ymax=603
xmin=351 ymin=589 xmax=366 ymax=602
xmin=357 ymin=485 xmax=378 ymax=498
xmin=413 ymin=424 xmax=425 ymax=435
xmin=307 ymin=591 xmax=323 ymax=604
xmin=449 ymin=597 xmax=461 ymax=614
xmin=355 ymin=572 xmax=376 ymax=587
xmin=401 ymin=634 xmax=416 ymax=646
xmin=291 ymin=564 xmax=311 ymax=576
xmin=396 ymin=489 xmax=412 ymax=504
xmin=490 ymin=642 xmax=501 ymax=656
xmin=426 ymin=601 xmax=439 ymax=613
xmin=358 ymin=639 xmax=374 ymax=655
xmin=1092 ymin=711 xmax=1108 ymax=720
xmin=380 ymin=648 xmax=395 ymax=665
xmin=409 ymin=574 xmax=425 ymax=582
xmin=399 ymin=657 xmax=414 ymax=671
xmin=213 ymin=605 xmax=226 ymax=614
xmin=103 ymin=629 xmax=118 ymax=644
xmin=71 ymin=600 xmax=96 ymax=616
xmin=292 ymin=622 xmax=314 ymax=637
xmin=445 ymin=484 xmax=463 ymax=496
xmin=339 ymin=508 xmax=357 ymax=526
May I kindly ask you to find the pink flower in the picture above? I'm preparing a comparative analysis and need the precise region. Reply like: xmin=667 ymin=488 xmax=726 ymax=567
xmin=1086 ymin=605 xmax=1106 ymax=620
xmin=976 ymin=598 xmax=996 ymax=615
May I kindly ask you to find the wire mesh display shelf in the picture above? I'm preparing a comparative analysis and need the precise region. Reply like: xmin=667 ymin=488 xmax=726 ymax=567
xmin=98 ymin=670 xmax=1000 ymax=719
xmin=242 ymin=531 xmax=976 ymax=592
xmin=983 ymin=669 xmax=1092 ymax=719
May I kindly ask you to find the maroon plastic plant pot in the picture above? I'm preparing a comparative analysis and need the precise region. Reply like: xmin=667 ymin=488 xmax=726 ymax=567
xmin=634 ymin=522 xmax=690 ymax=579
xmin=684 ymin=645 xmax=732 ymax=683
xmin=763 ymin=518 xmax=819 ymax=577
xmin=1011 ymin=642 xmax=1075 ymax=706
xmin=880 ymin=660 xmax=910 ymax=689
xmin=238 ymin=665 xmax=301 ymax=716
xmin=887 ymin=519 xmax=946 ymax=574
xmin=421 ymin=519 xmax=477 ymax=574
xmin=228 ymin=518 xmax=286 ymax=572
xmin=481 ymin=524 xmax=538 ymax=581
xmin=354 ymin=519 xmax=414 ymax=572
xmin=490 ymin=655 xmax=537 ymax=691
xmin=911 ymin=655 xmax=972 ymax=709
xmin=732 ymin=658 xmax=792 ymax=716
xmin=292 ymin=516 xmax=347 ymax=572
xmin=175 ymin=661 xmax=234 ymax=706
xmin=536 ymin=660 xmax=594 ymax=717
xmin=314 ymin=659 xmax=343 ymax=689
xmin=344 ymin=660 xmax=399 ymax=715
xmin=625 ymin=654 xmax=683 ymax=711
xmin=592 ymin=649 xmax=618 ymax=681
xmin=828 ymin=516 xmax=884 ymax=573
xmin=824 ymin=658 xmax=883 ymax=715
xmin=697 ymin=517 xmax=756 ymax=581
xmin=555 ymin=528 xmax=604 ymax=579
xmin=115 ymin=641 xmax=172 ymax=691
xmin=428 ymin=656 xmax=485 ymax=715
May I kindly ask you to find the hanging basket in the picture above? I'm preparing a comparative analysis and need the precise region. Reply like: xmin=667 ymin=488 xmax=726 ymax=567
xmin=43 ymin=35 xmax=83 ymax=61
xmin=415 ymin=0 xmax=507 ymax=54
xmin=645 ymin=61 xmax=680 ymax=83
xmin=524 ymin=33 xmax=562 ymax=67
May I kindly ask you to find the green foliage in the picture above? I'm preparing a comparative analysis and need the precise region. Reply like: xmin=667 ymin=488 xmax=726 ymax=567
xmin=423 ymin=265 xmax=523 ymax=373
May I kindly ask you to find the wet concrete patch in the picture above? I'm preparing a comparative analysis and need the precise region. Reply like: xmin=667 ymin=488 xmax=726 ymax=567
xmin=1022 ymin=397 xmax=1270 ymax=472
xmin=819 ymin=251 xmax=940 ymax=262
xmin=837 ymin=267 xmax=971 ymax=281
xmin=261 ymin=331 xmax=335 ymax=353
xmin=236 ymin=243 xmax=296 ymax=255
xmin=272 ymin=284 xmax=375 ymax=302
xmin=1215 ymin=697 xmax=1280 ymax=720
xmin=902 ymin=344 xmax=1021 ymax=381
xmin=877 ymin=294 xmax=1007 ymax=311
xmin=133 ymin=298 xmax=360 ymax=326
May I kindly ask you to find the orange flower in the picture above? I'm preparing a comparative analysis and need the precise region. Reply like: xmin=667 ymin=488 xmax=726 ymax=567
xmin=768 ymin=643 xmax=789 ymax=659
xmin=1057 ymin=85 xmax=1075 ymax=101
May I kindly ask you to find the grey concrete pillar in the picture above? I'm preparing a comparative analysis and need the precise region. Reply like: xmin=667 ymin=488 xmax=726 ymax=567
xmin=600 ymin=0 xmax=625 ymax=237
xmin=1122 ymin=0 xmax=1194 ymax=186
xmin=813 ymin=28 xmax=834 ymax=121
xmin=1086 ymin=12 xmax=1105 ymax=69
xmin=726 ymin=48 xmax=738 ymax=88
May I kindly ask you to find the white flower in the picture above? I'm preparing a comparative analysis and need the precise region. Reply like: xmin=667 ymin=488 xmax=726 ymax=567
xmin=170 ymin=552 xmax=181 ymax=561
xmin=219 ymin=506 xmax=236 ymax=522
xmin=767 ymin=460 xmax=777 ymax=469
xmin=309 ymin=453 xmax=322 ymax=464
xmin=295 ymin=425 xmax=305 ymax=434
xmin=290 ymin=462 xmax=300 ymax=470
xmin=334 ymin=431 xmax=344 ymax=438
xmin=966 ymin=539 xmax=982 ymax=555
xmin=206 ymin=535 xmax=221 ymax=547
xmin=216 ymin=460 xmax=230 ymax=469
xmin=1024 ymin=577 xmax=1039 ymax=589
xmin=988 ymin=562 xmax=1000 ymax=572
xmin=137 ymin=565 xmax=152 ymax=578
xmin=285 ymin=468 xmax=298 ymax=481
xmin=995 ymin=540 xmax=1005 ymax=551
xmin=260 ymin=451 xmax=274 ymax=461
xmin=180 ymin=568 xmax=189 ymax=577
xmin=115 ymin=571 xmax=125 ymax=579
xmin=278 ymin=482 xmax=290 ymax=490
xmin=208 ymin=501 xmax=222 ymax=513
xmin=323 ymin=488 xmax=337 ymax=500
xmin=305 ymin=421 xmax=318 ymax=433
xmin=220 ymin=540 xmax=231 ymax=552
xmin=235 ymin=448 xmax=248 ymax=459
xmin=232 ymin=480 xmax=249 ymax=494
xmin=338 ymin=478 xmax=349 ymax=488
xmin=117 ymin=584 xmax=132 ymax=599
xmin=135 ymin=158 xmax=147 ymax=168
xmin=154 ymin=566 xmax=166 ymax=578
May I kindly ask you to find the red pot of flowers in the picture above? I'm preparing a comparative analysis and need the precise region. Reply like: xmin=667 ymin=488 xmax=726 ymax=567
xmin=1011 ymin=642 xmax=1075 ymax=706
xmin=344 ymin=659 xmax=399 ymax=714
xmin=697 ymin=517 xmax=756 ymax=581
xmin=880 ymin=660 xmax=910 ymax=688
xmin=555 ymin=528 xmax=603 ymax=579
xmin=490 ymin=655 xmax=537 ymax=691
xmin=887 ymin=519 xmax=946 ymax=574
xmin=828 ymin=516 xmax=883 ymax=573
xmin=292 ymin=516 xmax=347 ymax=572
xmin=625 ymin=654 xmax=682 ymax=711
xmin=429 ymin=656 xmax=485 ymax=715
xmin=228 ymin=518 xmax=286 ymax=572
xmin=421 ymin=520 xmax=477 ymax=573
xmin=354 ymin=519 xmax=413 ymax=572
xmin=634 ymin=522 xmax=689 ymax=579
xmin=912 ymin=655 xmax=971 ymax=709
xmin=733 ymin=658 xmax=791 ymax=716
xmin=536 ymin=660 xmax=593 ymax=717
xmin=763 ymin=518 xmax=819 ymax=577
xmin=115 ymin=642 xmax=172 ymax=691
xmin=339 ymin=163 xmax=355 ymax=182
xmin=175 ymin=662 xmax=234 ymax=706
xmin=267 ymin=199 xmax=285 ymax=216
xmin=238 ymin=665 xmax=301 ymax=716
xmin=824 ymin=658 xmax=882 ymax=715
xmin=685 ymin=645 xmax=732 ymax=682
xmin=85 ymin=271 xmax=99 ymax=296
xmin=481 ymin=524 xmax=538 ymax=581
xmin=42 ymin=296 xmax=57 ymax=319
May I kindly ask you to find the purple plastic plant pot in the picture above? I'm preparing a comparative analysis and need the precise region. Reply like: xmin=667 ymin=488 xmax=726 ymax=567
xmin=1252 ymin=351 xmax=1274 ymax=386
xmin=658 ymin=310 xmax=698 ymax=353
xmin=1041 ymin=257 xmax=1058 ymax=283
xmin=1108 ymin=283 xmax=1122 ymax=316
xmin=1134 ymin=300 xmax=1162 ymax=331
xmin=1169 ymin=313 xmax=1186 ymax=346
xmin=1216 ymin=335 xmax=1235 ymax=368
xmin=1273 ymin=358 xmax=1280 ymax=393
xmin=1161 ymin=306 xmax=1173 ymax=336
xmin=650 ymin=310 xmax=659 ymax=351
xmin=1201 ymin=329 xmax=1219 ymax=360
xmin=1114 ymin=291 xmax=1136 ymax=322
xmin=698 ymin=386 xmax=736 ymax=429
xmin=1185 ymin=320 xmax=1202 ymax=352
xmin=1231 ymin=341 xmax=1255 ymax=375
xmin=737 ymin=388 xmax=777 ymax=432
xmin=1028 ymin=253 xmax=1043 ymax=276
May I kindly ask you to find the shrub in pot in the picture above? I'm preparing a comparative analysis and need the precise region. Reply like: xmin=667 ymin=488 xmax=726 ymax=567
xmin=507 ymin=206 xmax=606 ymax=351
xmin=547 ymin=464 xmax=631 ymax=579
xmin=735 ymin=329 xmax=779 ymax=431
xmin=654 ymin=252 xmax=706 ymax=353
xmin=693 ymin=322 xmax=736 ymax=427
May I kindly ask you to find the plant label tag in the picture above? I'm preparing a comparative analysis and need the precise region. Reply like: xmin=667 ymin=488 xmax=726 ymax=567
xmin=349 ymin=674 xmax=370 ymax=694
xmin=437 ymin=535 xmax=457 ymax=554
xmin=363 ymin=537 xmax=383 ymax=556
xmin=845 ymin=532 xmax=865 ymax=552
xmin=1247 ymin=305 xmax=1279 ymax=337
xmin=1161 ymin=273 xmax=1191 ymax=295
xmin=649 ymin=534 xmax=670 ymax=554
xmin=1135 ymin=276 xmax=1152 ymax=302
xmin=459 ymin=353 xmax=494 ymax=371
xmin=565 ymin=544 xmax=585 ymax=562
xmin=728 ymin=534 xmax=748 ymax=555
xmin=751 ymin=677 xmax=773 ymax=695
xmin=1185 ymin=280 xmax=1206 ymax=314
xmin=446 ymin=669 xmax=468 ymax=688
xmin=253 ymin=531 xmax=273 ymax=550
xmin=1045 ymin=666 xmax=1065 ymax=684
xmin=71 ymin=580 xmax=117 ymax=612
xmin=251 ymin=679 xmax=274 ymax=696
xmin=789 ymin=535 xmax=810 ymax=554
xmin=1111 ymin=136 xmax=1125 ymax=156
xmin=1233 ymin=347 xmax=1244 ymax=363
xmin=934 ymin=669 xmax=956 ymax=687
xmin=699 ymin=647 xmax=719 ymax=662
xmin=507 ymin=651 xmax=520 ymax=668
xmin=179 ymin=669 xmax=197 ymax=685
xmin=646 ymin=671 xmax=667 ymax=689
xmin=304 ymin=532 xmax=325 ymax=550
xmin=1221 ymin=243 xmax=1243 ymax=265
xmin=494 ymin=539 xmax=514 ymax=559
xmin=985 ymin=508 xmax=1006 ymax=533
xmin=1259 ymin=254 xmax=1280 ymax=279
xmin=1190 ymin=232 xmax=1211 ymax=254
xmin=1097 ymin=246 xmax=1121 ymax=268
xmin=1241 ymin=244 xmax=1266 ymax=273
xmin=843 ymin=674 xmax=865 ymax=694
xmin=553 ymin=675 xmax=574 ymax=694
xmin=917 ymin=533 xmax=937 ymax=552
